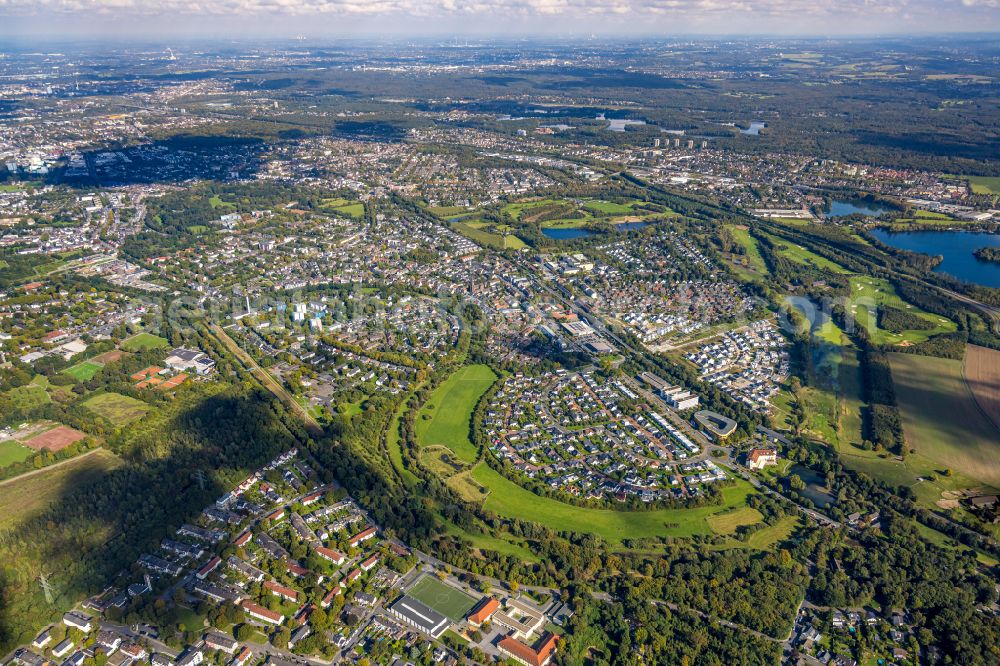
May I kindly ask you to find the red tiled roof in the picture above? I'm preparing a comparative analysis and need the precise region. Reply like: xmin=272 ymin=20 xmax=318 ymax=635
xmin=321 ymin=587 xmax=342 ymax=607
xmin=315 ymin=546 xmax=345 ymax=564
xmin=264 ymin=580 xmax=298 ymax=601
xmin=240 ymin=600 xmax=282 ymax=623
xmin=467 ymin=597 xmax=499 ymax=625
xmin=498 ymin=632 xmax=559 ymax=666
xmin=285 ymin=561 xmax=310 ymax=577
xmin=197 ymin=556 xmax=221 ymax=578
xmin=349 ymin=526 xmax=376 ymax=545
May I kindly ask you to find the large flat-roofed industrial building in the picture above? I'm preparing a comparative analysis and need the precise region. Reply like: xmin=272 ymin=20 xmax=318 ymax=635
xmin=387 ymin=595 xmax=451 ymax=638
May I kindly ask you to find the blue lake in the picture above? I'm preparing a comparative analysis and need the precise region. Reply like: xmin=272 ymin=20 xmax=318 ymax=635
xmin=542 ymin=221 xmax=648 ymax=240
xmin=871 ymin=229 xmax=1000 ymax=288
xmin=618 ymin=221 xmax=649 ymax=231
xmin=827 ymin=199 xmax=891 ymax=218
xmin=740 ymin=121 xmax=766 ymax=135
xmin=606 ymin=118 xmax=646 ymax=132
xmin=542 ymin=227 xmax=592 ymax=240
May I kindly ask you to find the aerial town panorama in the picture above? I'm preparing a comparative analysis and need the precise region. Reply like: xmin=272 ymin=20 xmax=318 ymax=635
xmin=0 ymin=3 xmax=999 ymax=666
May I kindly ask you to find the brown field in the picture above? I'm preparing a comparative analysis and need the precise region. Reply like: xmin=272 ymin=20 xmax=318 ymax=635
xmin=890 ymin=352 xmax=1000 ymax=487
xmin=965 ymin=344 xmax=1000 ymax=432
xmin=93 ymin=350 xmax=128 ymax=364
xmin=23 ymin=425 xmax=87 ymax=452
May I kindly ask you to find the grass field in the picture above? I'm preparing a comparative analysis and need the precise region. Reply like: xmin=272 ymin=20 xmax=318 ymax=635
xmin=439 ymin=519 xmax=538 ymax=561
xmin=473 ymin=462 xmax=757 ymax=542
xmin=583 ymin=199 xmax=637 ymax=214
xmin=171 ymin=604 xmax=208 ymax=632
xmin=0 ymin=439 xmax=32 ymax=466
xmin=415 ymin=365 xmax=497 ymax=463
xmin=502 ymin=198 xmax=565 ymax=221
xmin=406 ymin=574 xmax=478 ymax=622
xmin=82 ymin=393 xmax=151 ymax=425
xmin=6 ymin=382 xmax=51 ymax=410
xmin=964 ymin=344 xmax=1000 ymax=432
xmin=332 ymin=203 xmax=364 ymax=218
xmin=0 ymin=449 xmax=121 ymax=529
xmin=452 ymin=221 xmax=526 ymax=250
xmin=890 ymin=352 xmax=1000 ymax=487
xmin=62 ymin=360 xmax=103 ymax=382
xmin=849 ymin=277 xmax=956 ymax=345
xmin=968 ymin=176 xmax=1000 ymax=196
xmin=765 ymin=234 xmax=850 ymax=273
xmin=706 ymin=507 xmax=764 ymax=535
xmin=121 ymin=332 xmax=168 ymax=352
xmin=446 ymin=470 xmax=490 ymax=502
xmin=913 ymin=521 xmax=998 ymax=567
xmin=744 ymin=515 xmax=800 ymax=550
xmin=208 ymin=194 xmax=235 ymax=209
xmin=729 ymin=226 xmax=768 ymax=276
xmin=427 ymin=205 xmax=470 ymax=217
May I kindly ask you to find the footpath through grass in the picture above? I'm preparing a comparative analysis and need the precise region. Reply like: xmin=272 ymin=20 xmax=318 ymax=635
xmin=0 ymin=449 xmax=121 ymax=529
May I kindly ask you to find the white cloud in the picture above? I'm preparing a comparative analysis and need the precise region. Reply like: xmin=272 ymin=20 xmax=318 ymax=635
xmin=0 ymin=0 xmax=995 ymax=33
xmin=0 ymin=0 xmax=978 ymax=15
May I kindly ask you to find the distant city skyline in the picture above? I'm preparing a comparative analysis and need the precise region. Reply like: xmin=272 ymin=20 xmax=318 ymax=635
xmin=1 ymin=1 xmax=999 ymax=39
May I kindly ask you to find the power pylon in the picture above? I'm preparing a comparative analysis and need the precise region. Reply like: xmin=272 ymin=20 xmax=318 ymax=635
xmin=38 ymin=573 xmax=56 ymax=604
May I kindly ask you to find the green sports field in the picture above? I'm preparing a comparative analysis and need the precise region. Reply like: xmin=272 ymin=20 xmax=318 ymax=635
xmin=332 ymin=202 xmax=364 ymax=217
xmin=406 ymin=574 xmax=478 ymax=622
xmin=415 ymin=364 xmax=497 ymax=463
xmin=62 ymin=360 xmax=103 ymax=382
xmin=121 ymin=332 xmax=169 ymax=352
xmin=583 ymin=199 xmax=637 ymax=214
xmin=0 ymin=439 xmax=32 ymax=466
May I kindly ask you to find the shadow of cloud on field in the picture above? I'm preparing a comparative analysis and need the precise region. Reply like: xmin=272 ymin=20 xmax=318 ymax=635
xmin=0 ymin=387 xmax=307 ymax=653
xmin=51 ymin=135 xmax=271 ymax=188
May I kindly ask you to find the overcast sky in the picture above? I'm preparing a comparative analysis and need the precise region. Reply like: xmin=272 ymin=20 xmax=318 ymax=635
xmin=1 ymin=1 xmax=998 ymax=39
